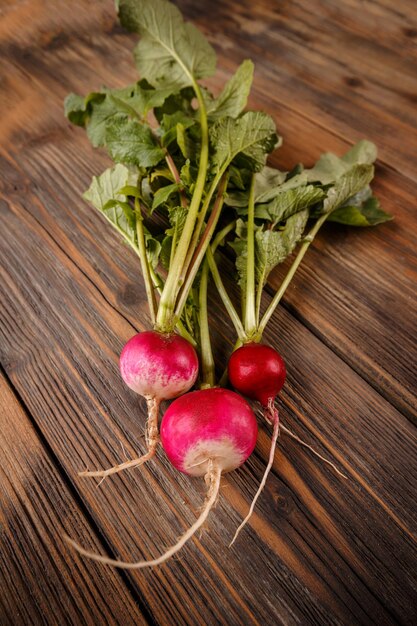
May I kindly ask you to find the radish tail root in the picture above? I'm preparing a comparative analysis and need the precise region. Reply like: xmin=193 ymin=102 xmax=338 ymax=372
xmin=280 ymin=424 xmax=348 ymax=479
xmin=78 ymin=397 xmax=160 ymax=480
xmin=65 ymin=460 xmax=222 ymax=569
xmin=229 ymin=400 xmax=279 ymax=547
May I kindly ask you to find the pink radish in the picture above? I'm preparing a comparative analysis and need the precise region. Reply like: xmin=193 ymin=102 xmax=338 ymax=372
xmin=227 ymin=342 xmax=286 ymax=544
xmin=79 ymin=330 xmax=199 ymax=480
xmin=66 ymin=388 xmax=258 ymax=568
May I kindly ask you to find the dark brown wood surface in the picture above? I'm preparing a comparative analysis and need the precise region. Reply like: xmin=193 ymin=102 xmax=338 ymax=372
xmin=0 ymin=1 xmax=416 ymax=625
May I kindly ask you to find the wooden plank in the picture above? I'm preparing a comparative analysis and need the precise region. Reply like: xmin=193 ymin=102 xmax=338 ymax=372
xmin=177 ymin=0 xmax=417 ymax=182
xmin=0 ymin=1 xmax=416 ymax=624
xmin=0 ymin=372 xmax=148 ymax=626
xmin=1 ymin=176 xmax=416 ymax=625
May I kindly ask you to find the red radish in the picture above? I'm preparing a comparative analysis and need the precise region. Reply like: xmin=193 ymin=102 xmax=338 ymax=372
xmin=228 ymin=342 xmax=286 ymax=409
xmin=227 ymin=342 xmax=286 ymax=544
xmin=66 ymin=388 xmax=257 ymax=568
xmin=161 ymin=388 xmax=258 ymax=475
xmin=79 ymin=331 xmax=199 ymax=480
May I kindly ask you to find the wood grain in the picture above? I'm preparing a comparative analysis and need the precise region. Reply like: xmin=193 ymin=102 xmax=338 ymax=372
xmin=0 ymin=371 xmax=148 ymax=626
xmin=1 ymin=172 xmax=416 ymax=625
xmin=0 ymin=1 xmax=416 ymax=625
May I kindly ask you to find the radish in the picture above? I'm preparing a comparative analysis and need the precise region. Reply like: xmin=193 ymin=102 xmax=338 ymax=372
xmin=66 ymin=388 xmax=258 ymax=568
xmin=228 ymin=343 xmax=286 ymax=411
xmin=228 ymin=342 xmax=286 ymax=544
xmin=79 ymin=331 xmax=198 ymax=480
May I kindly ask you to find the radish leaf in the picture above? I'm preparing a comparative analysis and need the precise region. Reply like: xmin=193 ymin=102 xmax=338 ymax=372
xmin=83 ymin=164 xmax=139 ymax=246
xmin=205 ymin=60 xmax=254 ymax=120
xmin=256 ymin=185 xmax=326 ymax=224
xmin=328 ymin=195 xmax=392 ymax=226
xmin=322 ymin=163 xmax=374 ymax=214
xmin=151 ymin=183 xmax=182 ymax=211
xmin=118 ymin=0 xmax=216 ymax=90
xmin=211 ymin=111 xmax=279 ymax=173
xmin=105 ymin=117 xmax=165 ymax=167
xmin=254 ymin=210 xmax=309 ymax=289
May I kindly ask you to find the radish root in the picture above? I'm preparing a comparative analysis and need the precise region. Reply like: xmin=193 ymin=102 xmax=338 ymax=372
xmin=65 ymin=460 xmax=222 ymax=569
xmin=229 ymin=399 xmax=279 ymax=547
xmin=78 ymin=397 xmax=160 ymax=480
xmin=280 ymin=424 xmax=348 ymax=479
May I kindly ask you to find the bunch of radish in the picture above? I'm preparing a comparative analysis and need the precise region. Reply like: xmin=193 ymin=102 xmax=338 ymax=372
xmin=64 ymin=0 xmax=392 ymax=568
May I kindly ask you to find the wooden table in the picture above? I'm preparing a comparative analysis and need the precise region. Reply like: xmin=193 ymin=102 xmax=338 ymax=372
xmin=1 ymin=1 xmax=416 ymax=624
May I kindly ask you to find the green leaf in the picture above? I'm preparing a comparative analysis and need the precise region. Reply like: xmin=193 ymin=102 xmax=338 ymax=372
xmin=322 ymin=164 xmax=374 ymax=214
xmin=65 ymin=93 xmax=90 ymax=126
xmin=328 ymin=195 xmax=393 ymax=227
xmin=306 ymin=140 xmax=377 ymax=185
xmin=341 ymin=140 xmax=378 ymax=167
xmin=211 ymin=111 xmax=279 ymax=173
xmin=166 ymin=205 xmax=188 ymax=239
xmin=231 ymin=210 xmax=309 ymax=293
xmin=160 ymin=111 xmax=195 ymax=147
xmin=83 ymin=164 xmax=139 ymax=245
xmin=254 ymin=209 xmax=309 ymax=289
xmin=225 ymin=165 xmax=287 ymax=208
xmin=160 ymin=235 xmax=172 ymax=270
xmin=118 ymin=0 xmax=216 ymax=90
xmin=206 ymin=60 xmax=254 ymax=120
xmin=117 ymin=185 xmax=142 ymax=198
xmin=144 ymin=227 xmax=162 ymax=268
xmin=88 ymin=107 xmax=126 ymax=148
xmin=151 ymin=183 xmax=181 ymax=211
xmin=105 ymin=117 xmax=165 ymax=167
xmin=160 ymin=204 xmax=188 ymax=269
xmin=117 ymin=80 xmax=173 ymax=117
xmin=153 ymin=87 xmax=195 ymax=122
xmin=256 ymin=185 xmax=326 ymax=223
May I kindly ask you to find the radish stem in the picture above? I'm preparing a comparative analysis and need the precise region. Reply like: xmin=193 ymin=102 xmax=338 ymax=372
xmin=174 ymin=173 xmax=229 ymax=321
xmin=165 ymin=152 xmax=187 ymax=209
xmin=135 ymin=199 xmax=157 ymax=325
xmin=156 ymin=82 xmax=209 ymax=332
xmin=198 ymin=221 xmax=237 ymax=388
xmin=258 ymin=213 xmax=328 ymax=335
xmin=244 ymin=174 xmax=257 ymax=337
xmin=206 ymin=249 xmax=246 ymax=342
xmin=199 ymin=262 xmax=215 ymax=388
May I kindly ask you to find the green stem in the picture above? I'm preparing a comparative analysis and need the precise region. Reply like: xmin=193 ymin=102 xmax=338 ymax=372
xmin=135 ymin=199 xmax=157 ymax=325
xmin=198 ymin=260 xmax=215 ymax=388
xmin=180 ymin=166 xmax=227 ymax=280
xmin=174 ymin=173 xmax=229 ymax=322
xmin=165 ymin=152 xmax=187 ymax=210
xmin=148 ymin=264 xmax=197 ymax=347
xmin=206 ymin=247 xmax=246 ymax=342
xmin=245 ymin=174 xmax=257 ymax=336
xmin=198 ymin=221 xmax=236 ymax=388
xmin=258 ymin=213 xmax=328 ymax=336
xmin=156 ymin=82 xmax=209 ymax=332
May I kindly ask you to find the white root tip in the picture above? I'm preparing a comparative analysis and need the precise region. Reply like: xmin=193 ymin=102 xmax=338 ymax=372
xmin=78 ymin=397 xmax=160 ymax=481
xmin=66 ymin=461 xmax=222 ymax=570
xmin=280 ymin=424 xmax=348 ymax=480
xmin=230 ymin=402 xmax=279 ymax=547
